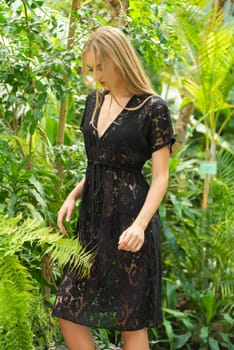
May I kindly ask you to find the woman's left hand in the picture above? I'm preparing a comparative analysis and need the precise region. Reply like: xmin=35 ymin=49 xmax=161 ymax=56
xmin=118 ymin=223 xmax=145 ymax=252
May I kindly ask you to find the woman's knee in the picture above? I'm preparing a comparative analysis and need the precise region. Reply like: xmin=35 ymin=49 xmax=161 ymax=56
xmin=122 ymin=328 xmax=149 ymax=350
xmin=58 ymin=318 xmax=94 ymax=350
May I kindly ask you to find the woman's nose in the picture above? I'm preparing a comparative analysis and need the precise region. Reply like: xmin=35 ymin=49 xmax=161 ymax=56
xmin=95 ymin=70 xmax=102 ymax=82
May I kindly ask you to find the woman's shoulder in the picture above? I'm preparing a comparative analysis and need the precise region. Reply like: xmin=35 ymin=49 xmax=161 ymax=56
xmin=134 ymin=94 xmax=169 ymax=113
xmin=147 ymin=94 xmax=168 ymax=108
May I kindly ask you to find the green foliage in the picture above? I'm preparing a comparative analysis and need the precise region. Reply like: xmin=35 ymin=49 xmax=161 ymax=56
xmin=172 ymin=3 xmax=234 ymax=159
xmin=92 ymin=329 xmax=121 ymax=350
xmin=0 ymin=256 xmax=34 ymax=350
xmin=0 ymin=0 xmax=111 ymax=141
xmin=158 ymin=148 xmax=234 ymax=349
xmin=127 ymin=0 xmax=174 ymax=90
xmin=0 ymin=216 xmax=95 ymax=277
xmin=0 ymin=215 xmax=94 ymax=348
xmin=0 ymin=133 xmax=58 ymax=222
xmin=0 ymin=0 xmax=233 ymax=349
xmin=0 ymin=0 xmax=110 ymax=223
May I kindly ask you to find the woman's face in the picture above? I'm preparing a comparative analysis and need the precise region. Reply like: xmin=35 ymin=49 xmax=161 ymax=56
xmin=84 ymin=50 xmax=123 ymax=91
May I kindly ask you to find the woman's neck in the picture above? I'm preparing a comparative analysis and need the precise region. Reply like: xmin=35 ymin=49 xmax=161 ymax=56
xmin=107 ymin=88 xmax=133 ymax=100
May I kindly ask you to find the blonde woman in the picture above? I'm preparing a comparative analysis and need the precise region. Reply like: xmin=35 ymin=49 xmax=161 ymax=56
xmin=53 ymin=26 xmax=175 ymax=350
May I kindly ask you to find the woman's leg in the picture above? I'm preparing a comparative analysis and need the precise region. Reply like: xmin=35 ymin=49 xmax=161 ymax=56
xmin=122 ymin=328 xmax=149 ymax=350
xmin=58 ymin=318 xmax=94 ymax=350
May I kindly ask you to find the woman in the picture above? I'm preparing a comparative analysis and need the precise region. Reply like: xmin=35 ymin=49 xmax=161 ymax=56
xmin=53 ymin=26 xmax=175 ymax=350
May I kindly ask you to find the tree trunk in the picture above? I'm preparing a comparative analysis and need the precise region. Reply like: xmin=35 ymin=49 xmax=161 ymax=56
xmin=212 ymin=0 xmax=227 ymax=9
xmin=173 ymin=102 xmax=195 ymax=153
xmin=41 ymin=254 xmax=57 ymax=302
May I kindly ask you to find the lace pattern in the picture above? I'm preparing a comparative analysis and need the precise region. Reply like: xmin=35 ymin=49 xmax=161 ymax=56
xmin=53 ymin=91 xmax=175 ymax=330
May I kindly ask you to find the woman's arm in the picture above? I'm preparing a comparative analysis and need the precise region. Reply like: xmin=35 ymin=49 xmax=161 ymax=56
xmin=57 ymin=177 xmax=86 ymax=234
xmin=118 ymin=146 xmax=170 ymax=252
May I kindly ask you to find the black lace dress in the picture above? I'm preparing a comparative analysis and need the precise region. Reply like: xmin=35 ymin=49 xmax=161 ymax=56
xmin=53 ymin=91 xmax=175 ymax=331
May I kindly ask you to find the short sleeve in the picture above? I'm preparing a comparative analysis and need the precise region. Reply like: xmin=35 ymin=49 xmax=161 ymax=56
xmin=149 ymin=97 xmax=175 ymax=154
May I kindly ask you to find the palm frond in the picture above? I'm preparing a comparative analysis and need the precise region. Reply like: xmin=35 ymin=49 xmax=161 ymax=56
xmin=174 ymin=3 xmax=234 ymax=122
xmin=184 ymin=24 xmax=234 ymax=115
xmin=183 ymin=78 xmax=207 ymax=113
xmin=199 ymin=28 xmax=234 ymax=94
xmin=175 ymin=5 xmax=205 ymax=53
xmin=208 ymin=175 xmax=234 ymax=301
xmin=216 ymin=150 xmax=234 ymax=191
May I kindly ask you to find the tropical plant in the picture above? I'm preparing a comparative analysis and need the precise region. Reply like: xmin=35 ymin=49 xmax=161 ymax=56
xmin=168 ymin=2 xmax=234 ymax=205
xmin=0 ymin=0 xmax=105 ymax=306
xmin=159 ymin=147 xmax=234 ymax=349
xmin=146 ymin=2 xmax=234 ymax=347
xmin=0 ymin=215 xmax=94 ymax=349
xmin=1 ymin=0 xmax=234 ymax=349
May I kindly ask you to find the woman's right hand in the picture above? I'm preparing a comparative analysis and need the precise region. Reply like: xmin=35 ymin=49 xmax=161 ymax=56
xmin=57 ymin=197 xmax=76 ymax=234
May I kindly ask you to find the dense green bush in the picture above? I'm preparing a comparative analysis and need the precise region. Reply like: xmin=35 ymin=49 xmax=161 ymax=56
xmin=0 ymin=216 xmax=94 ymax=349
xmin=0 ymin=0 xmax=233 ymax=349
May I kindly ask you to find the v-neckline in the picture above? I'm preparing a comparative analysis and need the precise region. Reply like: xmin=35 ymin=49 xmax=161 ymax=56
xmin=95 ymin=92 xmax=135 ymax=140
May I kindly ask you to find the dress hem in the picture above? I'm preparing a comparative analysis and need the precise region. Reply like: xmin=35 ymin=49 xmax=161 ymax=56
xmin=52 ymin=311 xmax=162 ymax=332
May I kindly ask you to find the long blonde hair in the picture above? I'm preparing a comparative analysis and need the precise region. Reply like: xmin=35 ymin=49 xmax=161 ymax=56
xmin=82 ymin=26 xmax=156 ymax=124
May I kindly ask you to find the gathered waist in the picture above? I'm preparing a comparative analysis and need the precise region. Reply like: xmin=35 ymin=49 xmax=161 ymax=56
xmin=87 ymin=160 xmax=142 ymax=174
xmin=83 ymin=160 xmax=144 ymax=239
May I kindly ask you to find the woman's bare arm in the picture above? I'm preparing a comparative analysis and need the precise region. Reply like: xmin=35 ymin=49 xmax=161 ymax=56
xmin=57 ymin=177 xmax=86 ymax=234
xmin=118 ymin=146 xmax=170 ymax=252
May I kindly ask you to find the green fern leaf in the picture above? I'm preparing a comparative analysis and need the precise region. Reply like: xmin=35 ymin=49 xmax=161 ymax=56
xmin=0 ymin=256 xmax=34 ymax=350
xmin=46 ymin=236 xmax=96 ymax=278
xmin=0 ymin=216 xmax=95 ymax=278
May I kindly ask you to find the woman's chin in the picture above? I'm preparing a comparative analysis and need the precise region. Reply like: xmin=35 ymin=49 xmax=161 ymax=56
xmin=101 ymin=83 xmax=108 ymax=90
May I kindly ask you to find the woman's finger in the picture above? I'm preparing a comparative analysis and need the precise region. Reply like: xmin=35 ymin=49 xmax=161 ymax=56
xmin=57 ymin=208 xmax=68 ymax=234
xmin=119 ymin=234 xmax=139 ymax=250
xmin=57 ymin=221 xmax=67 ymax=234
xmin=66 ymin=209 xmax=72 ymax=222
xmin=118 ymin=229 xmax=129 ymax=245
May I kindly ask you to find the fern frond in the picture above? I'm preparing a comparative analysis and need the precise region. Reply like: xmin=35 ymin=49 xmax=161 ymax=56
xmin=0 ymin=216 xmax=95 ymax=278
xmin=0 ymin=216 xmax=96 ymax=348
xmin=0 ymin=293 xmax=34 ymax=349
xmin=0 ymin=256 xmax=34 ymax=350
xmin=46 ymin=237 xmax=96 ymax=278
xmin=0 ymin=254 xmax=33 ymax=292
